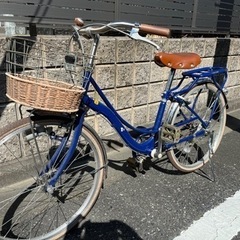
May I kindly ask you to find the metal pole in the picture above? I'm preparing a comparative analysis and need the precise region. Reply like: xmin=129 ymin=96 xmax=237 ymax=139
xmin=115 ymin=0 xmax=120 ymax=21
xmin=191 ymin=0 xmax=199 ymax=28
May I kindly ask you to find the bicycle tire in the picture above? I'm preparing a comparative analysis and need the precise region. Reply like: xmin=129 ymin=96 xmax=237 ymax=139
xmin=166 ymin=82 xmax=226 ymax=172
xmin=0 ymin=117 xmax=106 ymax=239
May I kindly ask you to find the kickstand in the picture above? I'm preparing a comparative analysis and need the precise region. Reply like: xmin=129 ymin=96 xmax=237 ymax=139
xmin=196 ymin=166 xmax=215 ymax=182
xmin=195 ymin=131 xmax=216 ymax=182
xmin=204 ymin=156 xmax=216 ymax=182
xmin=208 ymin=131 xmax=216 ymax=182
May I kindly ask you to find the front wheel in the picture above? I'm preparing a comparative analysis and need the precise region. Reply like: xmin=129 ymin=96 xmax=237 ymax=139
xmin=0 ymin=116 xmax=106 ymax=239
xmin=166 ymin=83 xmax=226 ymax=172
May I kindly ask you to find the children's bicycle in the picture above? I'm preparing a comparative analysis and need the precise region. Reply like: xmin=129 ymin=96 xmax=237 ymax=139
xmin=0 ymin=18 xmax=228 ymax=239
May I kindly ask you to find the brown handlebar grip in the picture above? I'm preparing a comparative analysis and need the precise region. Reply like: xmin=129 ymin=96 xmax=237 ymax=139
xmin=139 ymin=24 xmax=170 ymax=37
xmin=74 ymin=18 xmax=84 ymax=27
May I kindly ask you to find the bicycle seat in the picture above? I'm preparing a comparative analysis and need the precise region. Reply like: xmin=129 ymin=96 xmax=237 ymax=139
xmin=154 ymin=52 xmax=201 ymax=69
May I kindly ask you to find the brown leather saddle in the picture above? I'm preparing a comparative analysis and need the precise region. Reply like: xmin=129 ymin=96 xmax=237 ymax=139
xmin=154 ymin=52 xmax=201 ymax=69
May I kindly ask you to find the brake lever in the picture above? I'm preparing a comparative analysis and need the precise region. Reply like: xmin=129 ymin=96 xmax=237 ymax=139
xmin=129 ymin=27 xmax=160 ymax=50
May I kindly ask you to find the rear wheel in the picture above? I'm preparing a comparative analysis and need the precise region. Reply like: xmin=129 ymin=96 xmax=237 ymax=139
xmin=0 ymin=116 xmax=106 ymax=239
xmin=166 ymin=83 xmax=226 ymax=172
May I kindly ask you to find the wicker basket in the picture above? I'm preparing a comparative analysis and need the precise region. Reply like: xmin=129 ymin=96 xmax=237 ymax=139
xmin=6 ymin=73 xmax=85 ymax=112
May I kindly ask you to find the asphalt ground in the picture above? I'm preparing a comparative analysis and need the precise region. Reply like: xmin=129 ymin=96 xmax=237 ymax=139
xmin=64 ymin=109 xmax=240 ymax=240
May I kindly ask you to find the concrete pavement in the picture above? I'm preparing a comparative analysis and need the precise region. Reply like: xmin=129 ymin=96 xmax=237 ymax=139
xmin=65 ymin=109 xmax=240 ymax=240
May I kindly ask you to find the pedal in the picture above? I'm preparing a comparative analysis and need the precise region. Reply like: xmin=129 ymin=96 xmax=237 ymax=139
xmin=161 ymin=124 xmax=181 ymax=143
xmin=126 ymin=156 xmax=145 ymax=173
xmin=126 ymin=157 xmax=137 ymax=169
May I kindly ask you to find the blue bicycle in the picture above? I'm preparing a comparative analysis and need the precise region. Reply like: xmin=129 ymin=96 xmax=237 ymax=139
xmin=0 ymin=19 xmax=228 ymax=239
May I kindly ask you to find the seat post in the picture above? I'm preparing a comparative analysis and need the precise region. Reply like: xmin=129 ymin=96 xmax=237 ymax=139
xmin=165 ymin=68 xmax=176 ymax=91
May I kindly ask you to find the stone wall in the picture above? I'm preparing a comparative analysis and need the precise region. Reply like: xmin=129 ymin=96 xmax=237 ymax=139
xmin=0 ymin=35 xmax=239 ymax=137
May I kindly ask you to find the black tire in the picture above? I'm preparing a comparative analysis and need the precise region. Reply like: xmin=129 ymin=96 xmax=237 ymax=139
xmin=166 ymin=83 xmax=226 ymax=172
xmin=0 ymin=117 xmax=106 ymax=239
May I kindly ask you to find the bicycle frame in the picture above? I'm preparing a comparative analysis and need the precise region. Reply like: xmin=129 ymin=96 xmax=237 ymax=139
xmin=81 ymin=66 xmax=228 ymax=155
xmin=46 ymin=25 xmax=228 ymax=188
xmin=46 ymin=65 xmax=227 ymax=188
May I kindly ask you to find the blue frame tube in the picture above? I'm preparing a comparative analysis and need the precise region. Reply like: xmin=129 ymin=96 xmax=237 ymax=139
xmin=48 ymin=111 xmax=86 ymax=187
xmin=89 ymin=75 xmax=161 ymax=134
xmin=82 ymin=94 xmax=156 ymax=155
xmin=42 ymin=136 xmax=68 ymax=175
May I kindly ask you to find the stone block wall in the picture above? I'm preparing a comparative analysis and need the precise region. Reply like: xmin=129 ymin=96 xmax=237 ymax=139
xmin=0 ymin=35 xmax=239 ymax=137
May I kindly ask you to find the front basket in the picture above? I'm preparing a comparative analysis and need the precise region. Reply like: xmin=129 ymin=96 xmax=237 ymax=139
xmin=6 ymin=73 xmax=85 ymax=113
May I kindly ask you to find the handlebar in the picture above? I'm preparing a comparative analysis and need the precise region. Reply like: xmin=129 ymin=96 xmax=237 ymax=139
xmin=139 ymin=24 xmax=170 ymax=37
xmin=74 ymin=18 xmax=171 ymax=38
xmin=71 ymin=18 xmax=171 ymax=67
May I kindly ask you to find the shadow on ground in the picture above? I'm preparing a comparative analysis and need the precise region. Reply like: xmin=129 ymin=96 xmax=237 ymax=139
xmin=64 ymin=220 xmax=143 ymax=240
xmin=226 ymin=114 xmax=240 ymax=133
